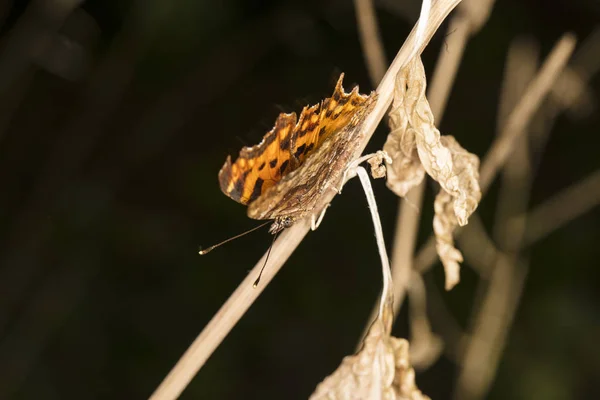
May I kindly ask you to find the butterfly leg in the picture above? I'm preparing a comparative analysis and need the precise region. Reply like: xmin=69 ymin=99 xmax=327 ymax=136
xmin=310 ymin=205 xmax=330 ymax=231
xmin=337 ymin=150 xmax=392 ymax=194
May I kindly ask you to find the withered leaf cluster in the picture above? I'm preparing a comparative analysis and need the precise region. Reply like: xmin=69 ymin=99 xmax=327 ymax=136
xmin=383 ymin=58 xmax=481 ymax=290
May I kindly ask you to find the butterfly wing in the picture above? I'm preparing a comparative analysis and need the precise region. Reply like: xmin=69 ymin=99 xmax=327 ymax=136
xmin=219 ymin=73 xmax=375 ymax=223
xmin=219 ymin=113 xmax=297 ymax=205
xmin=247 ymin=91 xmax=377 ymax=222
xmin=290 ymin=74 xmax=371 ymax=166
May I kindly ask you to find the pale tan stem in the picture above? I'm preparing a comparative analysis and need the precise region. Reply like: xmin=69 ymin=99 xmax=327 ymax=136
xmin=456 ymin=34 xmax=600 ymax=396
xmin=427 ymin=13 xmax=471 ymax=123
xmin=453 ymin=255 xmax=529 ymax=400
xmin=479 ymin=34 xmax=577 ymax=192
xmin=521 ymin=169 xmax=600 ymax=247
xmin=389 ymin=184 xmax=425 ymax=313
xmin=457 ymin=37 xmax=539 ymax=278
xmin=150 ymin=220 xmax=310 ymax=400
xmin=571 ymin=26 xmax=600 ymax=79
xmin=455 ymin=213 xmax=498 ymax=278
xmin=354 ymin=0 xmax=388 ymax=84
xmin=496 ymin=37 xmax=540 ymax=137
xmin=407 ymin=271 xmax=444 ymax=369
xmin=414 ymin=33 xmax=577 ymax=275
xmin=150 ymin=1 xmax=463 ymax=399
xmin=454 ymin=37 xmax=539 ymax=400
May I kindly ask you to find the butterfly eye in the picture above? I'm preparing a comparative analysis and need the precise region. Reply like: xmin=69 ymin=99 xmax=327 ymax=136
xmin=282 ymin=216 xmax=294 ymax=228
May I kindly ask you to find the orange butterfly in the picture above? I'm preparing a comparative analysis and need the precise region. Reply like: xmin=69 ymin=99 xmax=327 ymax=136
xmin=219 ymin=74 xmax=376 ymax=234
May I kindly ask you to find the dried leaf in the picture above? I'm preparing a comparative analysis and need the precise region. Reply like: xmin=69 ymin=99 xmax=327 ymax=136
xmin=390 ymin=338 xmax=430 ymax=400
xmin=310 ymin=292 xmax=429 ymax=399
xmin=433 ymin=190 xmax=463 ymax=290
xmin=367 ymin=151 xmax=392 ymax=179
xmin=310 ymin=319 xmax=430 ymax=400
xmin=433 ymin=137 xmax=481 ymax=290
xmin=439 ymin=136 xmax=481 ymax=226
xmin=384 ymin=58 xmax=481 ymax=289
xmin=383 ymin=63 xmax=426 ymax=197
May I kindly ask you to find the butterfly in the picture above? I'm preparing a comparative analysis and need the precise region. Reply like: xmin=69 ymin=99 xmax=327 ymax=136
xmin=218 ymin=74 xmax=377 ymax=234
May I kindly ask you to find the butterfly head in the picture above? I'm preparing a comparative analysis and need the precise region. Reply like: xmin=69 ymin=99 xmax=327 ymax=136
xmin=269 ymin=216 xmax=295 ymax=234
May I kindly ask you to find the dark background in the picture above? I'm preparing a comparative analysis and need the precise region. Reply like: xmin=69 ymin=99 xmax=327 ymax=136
xmin=0 ymin=0 xmax=598 ymax=399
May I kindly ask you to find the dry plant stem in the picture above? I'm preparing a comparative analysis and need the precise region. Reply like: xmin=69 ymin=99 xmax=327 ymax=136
xmin=495 ymin=38 xmax=540 ymax=139
xmin=453 ymin=32 xmax=600 ymax=326
xmin=149 ymin=221 xmax=310 ymax=400
xmin=406 ymin=272 xmax=444 ymax=369
xmin=409 ymin=0 xmax=433 ymax=63
xmin=521 ymin=168 xmax=600 ymax=247
xmin=423 ymin=274 xmax=468 ymax=361
xmin=453 ymin=28 xmax=600 ymax=396
xmin=150 ymin=2 xmax=463 ymax=399
xmin=426 ymin=13 xmax=471 ymax=123
xmin=571 ymin=26 xmax=600 ymax=79
xmin=354 ymin=0 xmax=387 ymax=84
xmin=414 ymin=33 xmax=577 ymax=275
xmin=389 ymin=186 xmax=425 ymax=314
xmin=454 ymin=37 xmax=538 ymax=400
xmin=478 ymin=34 xmax=576 ymax=192
xmin=513 ymin=29 xmax=600 ymax=246
xmin=457 ymin=34 xmax=600 ymax=395
xmin=454 ymin=256 xmax=529 ymax=400
xmin=455 ymin=213 xmax=498 ymax=278
xmin=457 ymin=37 xmax=538 ymax=278
xmin=355 ymin=166 xmax=393 ymax=314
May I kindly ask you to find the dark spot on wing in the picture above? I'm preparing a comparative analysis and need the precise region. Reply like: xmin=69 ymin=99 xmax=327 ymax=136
xmin=230 ymin=178 xmax=244 ymax=201
xmin=294 ymin=144 xmax=306 ymax=158
xmin=250 ymin=178 xmax=264 ymax=201
xmin=229 ymin=170 xmax=250 ymax=202
xmin=269 ymin=159 xmax=277 ymax=168
xmin=280 ymin=134 xmax=291 ymax=151
xmin=305 ymin=143 xmax=315 ymax=153
xmin=298 ymin=129 xmax=309 ymax=137
xmin=258 ymin=162 xmax=266 ymax=171
xmin=279 ymin=159 xmax=289 ymax=175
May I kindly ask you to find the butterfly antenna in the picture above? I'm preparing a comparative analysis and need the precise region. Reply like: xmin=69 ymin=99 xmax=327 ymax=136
xmin=253 ymin=231 xmax=279 ymax=288
xmin=199 ymin=221 xmax=271 ymax=255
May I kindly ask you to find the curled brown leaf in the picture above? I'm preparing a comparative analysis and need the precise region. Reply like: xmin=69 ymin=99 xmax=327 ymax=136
xmin=310 ymin=319 xmax=430 ymax=400
xmin=310 ymin=292 xmax=429 ymax=399
xmin=383 ymin=61 xmax=426 ymax=197
xmin=384 ymin=58 xmax=481 ymax=289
